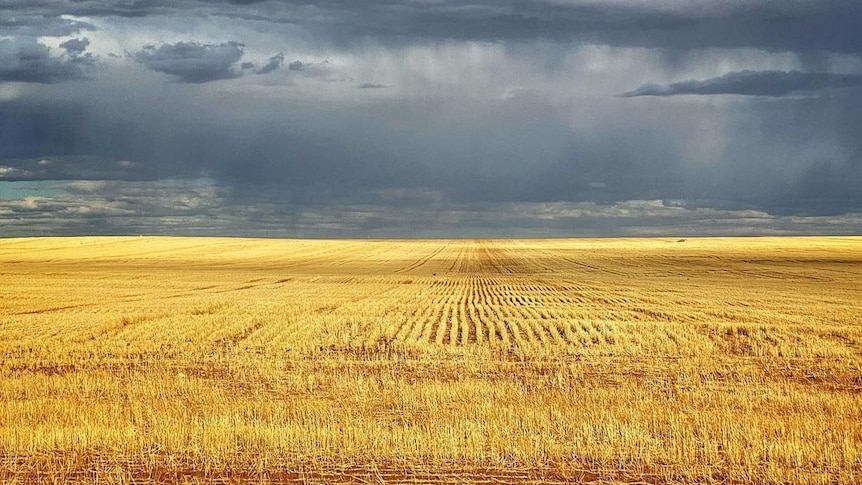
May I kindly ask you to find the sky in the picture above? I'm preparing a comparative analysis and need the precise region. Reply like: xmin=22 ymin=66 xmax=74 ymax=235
xmin=1 ymin=0 xmax=862 ymax=238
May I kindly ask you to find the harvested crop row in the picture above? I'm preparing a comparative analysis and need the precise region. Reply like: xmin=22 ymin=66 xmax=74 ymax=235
xmin=1 ymin=236 xmax=860 ymax=484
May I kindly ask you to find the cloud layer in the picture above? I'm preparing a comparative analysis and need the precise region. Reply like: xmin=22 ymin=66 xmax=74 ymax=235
xmin=1 ymin=0 xmax=861 ymax=236
xmin=3 ymin=179 xmax=861 ymax=238
xmin=135 ymin=42 xmax=246 ymax=83
xmin=621 ymin=70 xmax=862 ymax=97
xmin=0 ymin=37 xmax=96 ymax=83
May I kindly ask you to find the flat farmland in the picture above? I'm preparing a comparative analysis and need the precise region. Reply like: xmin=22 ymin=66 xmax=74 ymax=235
xmin=0 ymin=236 xmax=861 ymax=484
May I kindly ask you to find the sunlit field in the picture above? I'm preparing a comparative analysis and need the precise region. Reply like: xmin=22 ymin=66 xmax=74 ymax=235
xmin=1 ymin=236 xmax=860 ymax=484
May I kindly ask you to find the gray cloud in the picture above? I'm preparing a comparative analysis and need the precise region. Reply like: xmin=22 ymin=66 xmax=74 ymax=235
xmin=778 ymin=160 xmax=862 ymax=216
xmin=4 ymin=83 xmax=862 ymax=224
xmin=2 ymin=178 xmax=861 ymax=238
xmin=135 ymin=41 xmax=245 ymax=83
xmin=0 ymin=1 xmax=175 ymax=19
xmin=621 ymin=70 xmax=862 ymax=97
xmin=0 ymin=37 xmax=96 ymax=83
xmin=60 ymin=38 xmax=91 ymax=55
xmin=0 ymin=179 xmax=230 ymax=236
xmin=356 ymin=83 xmax=387 ymax=89
xmin=4 ymin=1 xmax=861 ymax=54
xmin=201 ymin=0 xmax=862 ymax=55
xmin=2 ymin=0 xmax=862 ymax=236
xmin=0 ymin=15 xmax=94 ymax=37
xmin=255 ymin=52 xmax=284 ymax=74
xmin=0 ymin=11 xmax=96 ymax=85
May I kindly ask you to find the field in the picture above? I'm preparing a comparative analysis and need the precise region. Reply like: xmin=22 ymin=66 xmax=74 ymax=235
xmin=0 ymin=236 xmax=861 ymax=484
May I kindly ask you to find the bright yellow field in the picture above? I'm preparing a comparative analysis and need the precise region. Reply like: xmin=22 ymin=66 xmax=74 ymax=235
xmin=1 ymin=236 xmax=861 ymax=484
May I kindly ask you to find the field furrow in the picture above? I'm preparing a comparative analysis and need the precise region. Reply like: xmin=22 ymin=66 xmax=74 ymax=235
xmin=1 ymin=236 xmax=861 ymax=484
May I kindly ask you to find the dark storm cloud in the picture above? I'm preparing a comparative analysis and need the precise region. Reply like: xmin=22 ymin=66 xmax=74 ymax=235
xmin=621 ymin=71 xmax=862 ymax=98
xmin=0 ymin=97 xmax=225 ymax=180
xmin=3 ymin=180 xmax=860 ymax=237
xmin=0 ymin=95 xmax=406 ymax=189
xmin=60 ymin=38 xmax=91 ymax=55
xmin=779 ymin=161 xmax=862 ymax=216
xmin=263 ymin=0 xmax=859 ymax=55
xmin=0 ymin=12 xmax=96 ymax=84
xmin=4 ymin=1 xmax=861 ymax=54
xmin=0 ymin=37 xmax=96 ymax=83
xmin=0 ymin=15 xmax=94 ymax=37
xmin=728 ymin=92 xmax=862 ymax=217
xmin=5 ymin=82 xmax=860 ymax=222
xmin=0 ymin=0 xmax=175 ymax=19
xmin=134 ymin=41 xmax=245 ymax=83
xmin=2 ymin=0 xmax=862 ymax=235
xmin=195 ymin=0 xmax=861 ymax=54
xmin=255 ymin=52 xmax=284 ymax=74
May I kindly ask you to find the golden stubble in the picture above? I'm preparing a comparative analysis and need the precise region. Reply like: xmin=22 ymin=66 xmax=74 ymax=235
xmin=0 ymin=236 xmax=860 ymax=483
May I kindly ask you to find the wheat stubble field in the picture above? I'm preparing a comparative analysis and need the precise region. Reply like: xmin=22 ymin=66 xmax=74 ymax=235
xmin=0 ymin=237 xmax=860 ymax=484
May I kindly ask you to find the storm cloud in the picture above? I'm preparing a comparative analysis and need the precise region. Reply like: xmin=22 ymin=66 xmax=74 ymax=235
xmin=0 ymin=37 xmax=96 ymax=83
xmin=135 ymin=41 xmax=246 ymax=83
xmin=1 ymin=0 xmax=862 ymax=236
xmin=60 ymin=38 xmax=91 ymax=55
xmin=254 ymin=52 xmax=284 ymax=75
xmin=0 ymin=15 xmax=94 ymax=37
xmin=621 ymin=71 xmax=862 ymax=97
xmin=3 ymin=1 xmax=860 ymax=52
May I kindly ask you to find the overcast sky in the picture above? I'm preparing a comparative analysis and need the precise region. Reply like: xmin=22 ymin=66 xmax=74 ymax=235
xmin=2 ymin=0 xmax=862 ymax=237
